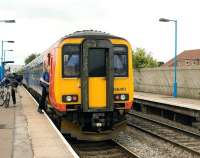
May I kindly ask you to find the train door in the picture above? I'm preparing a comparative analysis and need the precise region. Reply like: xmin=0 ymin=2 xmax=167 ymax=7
xmin=81 ymin=39 xmax=114 ymax=112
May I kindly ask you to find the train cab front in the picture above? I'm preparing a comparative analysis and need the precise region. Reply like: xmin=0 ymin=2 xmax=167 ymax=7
xmin=54 ymin=35 xmax=133 ymax=141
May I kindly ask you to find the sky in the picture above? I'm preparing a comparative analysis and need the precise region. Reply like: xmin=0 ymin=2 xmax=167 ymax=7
xmin=0 ymin=0 xmax=200 ymax=65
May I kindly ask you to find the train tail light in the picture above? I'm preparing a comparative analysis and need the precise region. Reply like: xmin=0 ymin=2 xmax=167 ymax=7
xmin=72 ymin=95 xmax=78 ymax=102
xmin=115 ymin=95 xmax=120 ymax=100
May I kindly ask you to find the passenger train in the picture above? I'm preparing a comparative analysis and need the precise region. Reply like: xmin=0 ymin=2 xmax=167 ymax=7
xmin=23 ymin=30 xmax=134 ymax=141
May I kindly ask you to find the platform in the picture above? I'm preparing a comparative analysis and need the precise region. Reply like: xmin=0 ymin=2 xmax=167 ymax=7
xmin=0 ymin=86 xmax=78 ymax=158
xmin=134 ymin=92 xmax=200 ymax=118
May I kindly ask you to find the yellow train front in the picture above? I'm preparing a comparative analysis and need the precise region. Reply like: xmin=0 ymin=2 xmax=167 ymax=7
xmin=25 ymin=30 xmax=134 ymax=141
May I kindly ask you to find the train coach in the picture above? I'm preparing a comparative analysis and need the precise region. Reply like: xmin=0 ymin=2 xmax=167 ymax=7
xmin=23 ymin=30 xmax=134 ymax=141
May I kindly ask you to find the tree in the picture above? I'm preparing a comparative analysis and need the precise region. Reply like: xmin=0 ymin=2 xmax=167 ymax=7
xmin=24 ymin=53 xmax=39 ymax=65
xmin=133 ymin=48 xmax=159 ymax=68
xmin=158 ymin=61 xmax=164 ymax=67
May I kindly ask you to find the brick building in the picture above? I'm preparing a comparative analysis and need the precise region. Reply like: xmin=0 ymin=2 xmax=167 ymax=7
xmin=162 ymin=49 xmax=200 ymax=67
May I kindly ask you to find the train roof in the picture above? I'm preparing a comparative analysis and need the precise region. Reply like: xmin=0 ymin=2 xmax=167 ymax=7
xmin=63 ymin=30 xmax=125 ymax=40
xmin=24 ymin=30 xmax=126 ymax=68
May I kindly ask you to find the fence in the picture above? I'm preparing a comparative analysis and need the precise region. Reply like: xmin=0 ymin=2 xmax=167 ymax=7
xmin=134 ymin=66 xmax=200 ymax=99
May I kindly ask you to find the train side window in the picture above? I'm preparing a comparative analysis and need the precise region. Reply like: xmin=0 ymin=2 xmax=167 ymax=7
xmin=62 ymin=45 xmax=80 ymax=77
xmin=113 ymin=46 xmax=128 ymax=77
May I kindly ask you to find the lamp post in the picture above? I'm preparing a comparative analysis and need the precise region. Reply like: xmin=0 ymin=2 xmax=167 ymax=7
xmin=0 ymin=19 xmax=15 ymax=80
xmin=1 ymin=41 xmax=14 ymax=63
xmin=0 ymin=20 xmax=15 ymax=62
xmin=159 ymin=18 xmax=178 ymax=97
xmin=1 ymin=41 xmax=14 ymax=79
xmin=3 ymin=49 xmax=13 ymax=62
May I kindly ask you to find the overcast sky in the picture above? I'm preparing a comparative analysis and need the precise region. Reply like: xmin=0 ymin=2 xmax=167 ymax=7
xmin=0 ymin=0 xmax=200 ymax=65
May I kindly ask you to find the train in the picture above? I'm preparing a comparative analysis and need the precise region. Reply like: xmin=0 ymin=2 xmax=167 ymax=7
xmin=23 ymin=30 xmax=134 ymax=141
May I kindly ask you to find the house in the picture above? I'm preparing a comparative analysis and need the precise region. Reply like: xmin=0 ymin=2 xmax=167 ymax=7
xmin=162 ymin=49 xmax=200 ymax=67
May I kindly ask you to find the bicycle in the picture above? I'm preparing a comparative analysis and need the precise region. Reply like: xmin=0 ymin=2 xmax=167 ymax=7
xmin=0 ymin=76 xmax=19 ymax=108
xmin=0 ymin=85 xmax=5 ymax=100
xmin=0 ymin=83 xmax=11 ymax=108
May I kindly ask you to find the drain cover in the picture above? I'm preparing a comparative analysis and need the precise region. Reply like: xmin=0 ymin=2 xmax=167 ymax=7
xmin=0 ymin=124 xmax=6 ymax=129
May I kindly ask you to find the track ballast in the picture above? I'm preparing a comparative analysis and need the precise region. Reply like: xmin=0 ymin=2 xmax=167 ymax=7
xmin=128 ymin=111 xmax=200 ymax=156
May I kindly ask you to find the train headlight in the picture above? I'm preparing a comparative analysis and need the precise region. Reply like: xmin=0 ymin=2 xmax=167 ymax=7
xmin=120 ymin=94 xmax=126 ymax=101
xmin=66 ymin=96 xmax=72 ymax=102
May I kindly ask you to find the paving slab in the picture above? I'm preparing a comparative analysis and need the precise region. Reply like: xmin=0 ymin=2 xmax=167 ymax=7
xmin=0 ymin=129 xmax=13 ymax=158
xmin=13 ymin=89 xmax=33 ymax=158
xmin=0 ymin=110 xmax=14 ymax=129
xmin=18 ymin=87 xmax=76 ymax=158
xmin=0 ymin=86 xmax=78 ymax=158
xmin=0 ymin=101 xmax=16 ymax=158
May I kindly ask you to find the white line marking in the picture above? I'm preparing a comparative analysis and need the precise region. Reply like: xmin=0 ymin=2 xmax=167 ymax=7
xmin=23 ymin=87 xmax=79 ymax=158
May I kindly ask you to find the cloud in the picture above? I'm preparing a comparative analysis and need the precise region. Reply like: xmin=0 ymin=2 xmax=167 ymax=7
xmin=1 ymin=0 xmax=200 ymax=65
xmin=0 ymin=0 xmax=108 ymax=22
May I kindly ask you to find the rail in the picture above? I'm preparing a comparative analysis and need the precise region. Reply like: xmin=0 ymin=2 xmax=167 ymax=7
xmin=128 ymin=111 xmax=200 ymax=156
xmin=65 ymin=136 xmax=141 ymax=158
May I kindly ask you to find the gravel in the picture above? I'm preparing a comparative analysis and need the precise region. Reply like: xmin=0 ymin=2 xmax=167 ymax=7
xmin=114 ymin=126 xmax=200 ymax=158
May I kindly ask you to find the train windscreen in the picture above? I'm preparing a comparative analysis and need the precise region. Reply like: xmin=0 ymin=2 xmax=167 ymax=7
xmin=88 ymin=48 xmax=106 ymax=77
xmin=114 ymin=46 xmax=128 ymax=77
xmin=62 ymin=45 xmax=80 ymax=77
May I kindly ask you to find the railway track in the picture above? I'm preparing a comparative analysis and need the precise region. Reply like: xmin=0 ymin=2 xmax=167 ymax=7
xmin=128 ymin=111 xmax=200 ymax=156
xmin=65 ymin=136 xmax=140 ymax=158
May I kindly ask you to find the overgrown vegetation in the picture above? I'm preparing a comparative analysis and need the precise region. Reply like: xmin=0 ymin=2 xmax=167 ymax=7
xmin=133 ymin=48 xmax=161 ymax=68
xmin=24 ymin=53 xmax=39 ymax=65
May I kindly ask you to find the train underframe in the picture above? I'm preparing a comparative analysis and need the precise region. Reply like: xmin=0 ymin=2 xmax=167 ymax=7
xmin=27 ymin=87 xmax=128 ymax=141
xmin=49 ymin=106 xmax=128 ymax=141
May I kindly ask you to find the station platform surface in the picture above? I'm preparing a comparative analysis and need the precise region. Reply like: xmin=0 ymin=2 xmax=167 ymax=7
xmin=0 ymin=86 xmax=78 ymax=158
xmin=134 ymin=92 xmax=200 ymax=110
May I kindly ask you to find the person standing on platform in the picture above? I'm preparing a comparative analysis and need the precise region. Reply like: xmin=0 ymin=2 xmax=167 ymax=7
xmin=38 ymin=68 xmax=49 ymax=114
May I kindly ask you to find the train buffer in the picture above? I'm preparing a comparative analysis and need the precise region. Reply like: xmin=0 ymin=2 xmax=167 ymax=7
xmin=133 ymin=92 xmax=200 ymax=128
xmin=0 ymin=86 xmax=79 ymax=158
